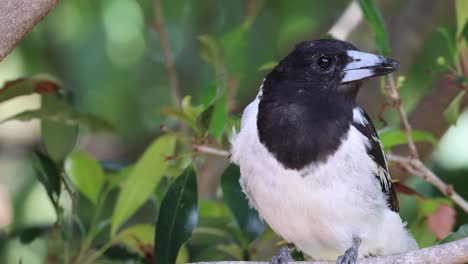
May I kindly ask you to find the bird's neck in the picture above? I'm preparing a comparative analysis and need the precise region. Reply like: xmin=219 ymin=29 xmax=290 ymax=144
xmin=257 ymin=87 xmax=354 ymax=171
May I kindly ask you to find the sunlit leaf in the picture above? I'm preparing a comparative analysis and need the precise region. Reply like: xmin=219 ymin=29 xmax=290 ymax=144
xmin=32 ymin=151 xmax=62 ymax=208
xmin=258 ymin=61 xmax=278 ymax=72
xmin=176 ymin=246 xmax=189 ymax=264
xmin=181 ymin=96 xmax=204 ymax=120
xmin=221 ymin=164 xmax=265 ymax=244
xmin=209 ymin=93 xmax=228 ymax=140
xmin=111 ymin=135 xmax=176 ymax=234
xmin=438 ymin=224 xmax=468 ymax=244
xmin=0 ymin=74 xmax=62 ymax=104
xmin=154 ymin=166 xmax=198 ymax=264
xmin=358 ymin=0 xmax=390 ymax=56
xmin=199 ymin=199 xmax=231 ymax=219
xmin=455 ymin=0 xmax=468 ymax=37
xmin=378 ymin=128 xmax=437 ymax=151
xmin=443 ymin=90 xmax=466 ymax=126
xmin=65 ymin=151 xmax=105 ymax=204
xmin=120 ymin=224 xmax=155 ymax=254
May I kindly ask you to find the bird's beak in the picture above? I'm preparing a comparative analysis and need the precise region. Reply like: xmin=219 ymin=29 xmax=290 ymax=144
xmin=341 ymin=50 xmax=400 ymax=83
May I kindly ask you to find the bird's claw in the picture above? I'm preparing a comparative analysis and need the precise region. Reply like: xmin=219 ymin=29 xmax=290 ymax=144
xmin=270 ymin=246 xmax=294 ymax=264
xmin=336 ymin=237 xmax=361 ymax=264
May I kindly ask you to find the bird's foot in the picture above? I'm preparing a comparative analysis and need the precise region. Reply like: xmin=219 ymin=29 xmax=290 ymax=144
xmin=336 ymin=237 xmax=361 ymax=264
xmin=271 ymin=246 xmax=294 ymax=264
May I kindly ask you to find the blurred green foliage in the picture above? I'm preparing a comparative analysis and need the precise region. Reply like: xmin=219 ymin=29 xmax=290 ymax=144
xmin=0 ymin=0 xmax=467 ymax=264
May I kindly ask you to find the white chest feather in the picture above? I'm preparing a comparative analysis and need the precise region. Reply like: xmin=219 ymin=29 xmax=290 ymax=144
xmin=230 ymin=97 xmax=417 ymax=260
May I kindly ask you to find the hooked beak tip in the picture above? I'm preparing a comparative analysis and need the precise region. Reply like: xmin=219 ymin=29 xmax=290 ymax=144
xmin=383 ymin=58 xmax=400 ymax=71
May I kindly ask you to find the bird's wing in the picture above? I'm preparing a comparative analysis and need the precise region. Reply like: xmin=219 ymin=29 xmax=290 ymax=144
xmin=352 ymin=107 xmax=399 ymax=212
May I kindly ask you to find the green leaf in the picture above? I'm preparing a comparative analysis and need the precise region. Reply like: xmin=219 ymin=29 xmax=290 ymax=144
xmin=455 ymin=0 xmax=468 ymax=37
xmin=154 ymin=166 xmax=198 ymax=264
xmin=65 ymin=151 xmax=105 ymax=204
xmin=438 ymin=224 xmax=468 ymax=244
xmin=444 ymin=91 xmax=466 ymax=126
xmin=181 ymin=96 xmax=204 ymax=120
xmin=198 ymin=35 xmax=224 ymax=72
xmin=199 ymin=199 xmax=231 ymax=219
xmin=0 ymin=74 xmax=62 ymax=104
xmin=215 ymin=243 xmax=243 ymax=260
xmin=358 ymin=0 xmax=390 ymax=56
xmin=42 ymin=120 xmax=78 ymax=163
xmin=120 ymin=224 xmax=155 ymax=253
xmin=221 ymin=27 xmax=247 ymax=75
xmin=221 ymin=164 xmax=265 ymax=243
xmin=436 ymin=27 xmax=457 ymax=63
xmin=417 ymin=197 xmax=452 ymax=217
xmin=378 ymin=128 xmax=437 ymax=151
xmin=1 ymin=108 xmax=114 ymax=132
xmin=111 ymin=135 xmax=176 ymax=234
xmin=32 ymin=151 xmax=62 ymax=208
xmin=198 ymin=82 xmax=218 ymax=108
xmin=209 ymin=93 xmax=228 ymax=140
xmin=41 ymin=92 xmax=78 ymax=163
xmin=9 ymin=225 xmax=53 ymax=244
xmin=258 ymin=61 xmax=278 ymax=72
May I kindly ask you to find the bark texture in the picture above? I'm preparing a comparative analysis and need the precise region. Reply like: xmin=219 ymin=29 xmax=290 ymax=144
xmin=191 ymin=237 xmax=468 ymax=264
xmin=0 ymin=0 xmax=59 ymax=61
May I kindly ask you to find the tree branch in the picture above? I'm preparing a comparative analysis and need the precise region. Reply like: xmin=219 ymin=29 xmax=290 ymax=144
xmin=151 ymin=0 xmax=182 ymax=106
xmin=327 ymin=0 xmax=362 ymax=40
xmin=193 ymin=145 xmax=229 ymax=157
xmin=190 ymin=237 xmax=468 ymax=264
xmin=387 ymin=153 xmax=468 ymax=213
xmin=385 ymin=74 xmax=419 ymax=158
xmin=0 ymin=0 xmax=58 ymax=61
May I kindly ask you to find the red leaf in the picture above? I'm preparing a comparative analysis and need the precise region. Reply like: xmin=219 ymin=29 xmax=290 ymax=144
xmin=34 ymin=81 xmax=61 ymax=94
xmin=393 ymin=182 xmax=423 ymax=197
xmin=427 ymin=203 xmax=456 ymax=239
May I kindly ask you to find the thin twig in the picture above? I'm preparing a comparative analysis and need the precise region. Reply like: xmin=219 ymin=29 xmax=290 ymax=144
xmin=327 ymin=0 xmax=362 ymax=40
xmin=191 ymin=237 xmax=468 ymax=264
xmin=194 ymin=145 xmax=229 ymax=157
xmin=152 ymin=0 xmax=182 ymax=106
xmin=387 ymin=153 xmax=468 ymax=213
xmin=385 ymin=74 xmax=419 ymax=158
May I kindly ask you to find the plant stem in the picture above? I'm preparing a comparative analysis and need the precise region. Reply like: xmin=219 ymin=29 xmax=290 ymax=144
xmin=74 ymin=189 xmax=109 ymax=263
xmin=81 ymin=234 xmax=122 ymax=264
xmin=386 ymin=74 xmax=419 ymax=158
xmin=387 ymin=154 xmax=468 ymax=213
xmin=152 ymin=0 xmax=182 ymax=106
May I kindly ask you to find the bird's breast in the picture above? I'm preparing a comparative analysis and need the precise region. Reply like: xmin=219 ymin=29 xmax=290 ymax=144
xmin=231 ymin=98 xmax=391 ymax=259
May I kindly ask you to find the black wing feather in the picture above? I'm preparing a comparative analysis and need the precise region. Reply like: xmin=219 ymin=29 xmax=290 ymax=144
xmin=352 ymin=107 xmax=399 ymax=212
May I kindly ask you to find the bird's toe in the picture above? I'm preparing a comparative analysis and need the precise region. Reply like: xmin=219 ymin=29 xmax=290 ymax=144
xmin=270 ymin=246 xmax=294 ymax=264
xmin=335 ymin=246 xmax=359 ymax=264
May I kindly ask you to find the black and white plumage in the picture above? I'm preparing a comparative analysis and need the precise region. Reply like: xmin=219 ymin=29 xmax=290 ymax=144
xmin=231 ymin=39 xmax=417 ymax=262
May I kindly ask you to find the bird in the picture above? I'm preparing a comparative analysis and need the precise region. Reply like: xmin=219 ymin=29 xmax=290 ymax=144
xmin=230 ymin=39 xmax=418 ymax=264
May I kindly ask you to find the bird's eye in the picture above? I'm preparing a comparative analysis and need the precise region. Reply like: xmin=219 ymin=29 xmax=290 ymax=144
xmin=317 ymin=56 xmax=332 ymax=69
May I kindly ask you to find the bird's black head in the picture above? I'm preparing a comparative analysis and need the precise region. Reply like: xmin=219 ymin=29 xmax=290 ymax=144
xmin=266 ymin=39 xmax=399 ymax=98
xmin=257 ymin=39 xmax=400 ymax=170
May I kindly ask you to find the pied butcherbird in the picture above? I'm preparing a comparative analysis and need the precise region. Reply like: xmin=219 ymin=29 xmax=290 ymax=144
xmin=231 ymin=39 xmax=418 ymax=264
